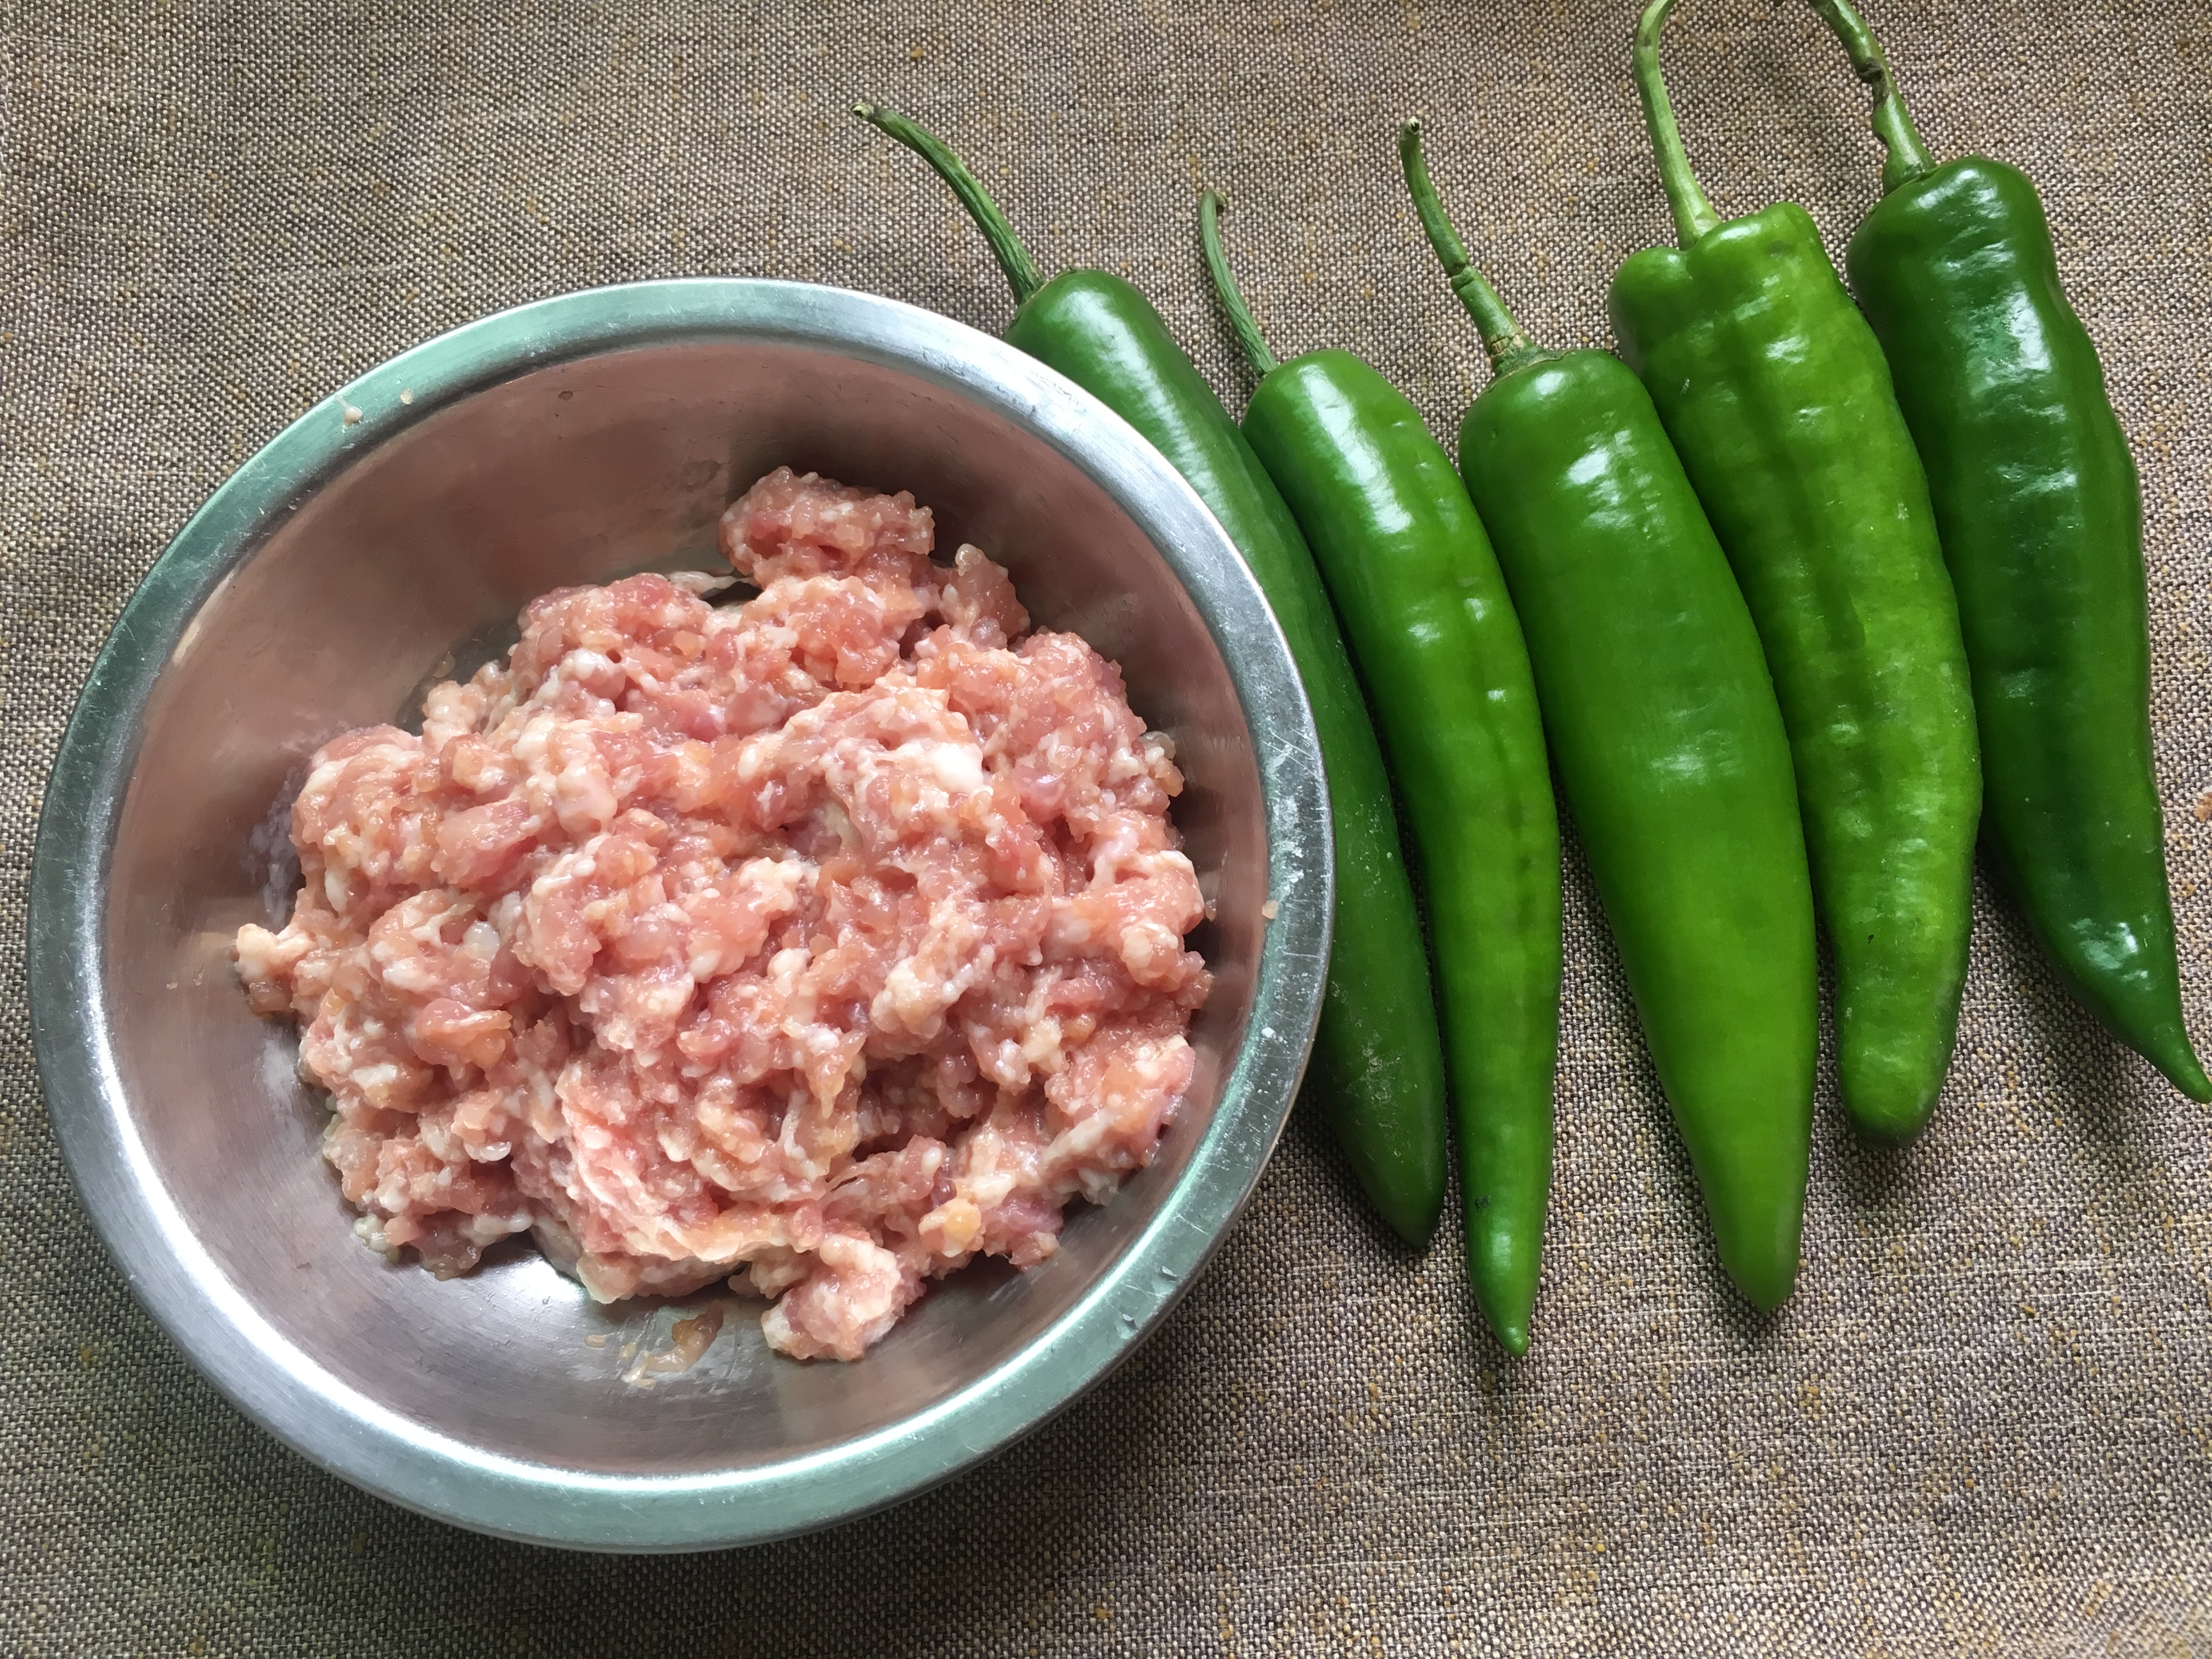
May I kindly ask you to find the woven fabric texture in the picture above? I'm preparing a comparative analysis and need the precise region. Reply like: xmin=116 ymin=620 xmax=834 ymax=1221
xmin=5 ymin=0 xmax=2211 ymax=1652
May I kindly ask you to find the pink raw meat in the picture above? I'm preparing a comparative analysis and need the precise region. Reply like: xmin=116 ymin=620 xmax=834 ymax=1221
xmin=236 ymin=467 xmax=1209 ymax=1361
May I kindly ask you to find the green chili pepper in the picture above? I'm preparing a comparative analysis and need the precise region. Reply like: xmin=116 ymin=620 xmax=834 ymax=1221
xmin=1606 ymin=0 xmax=1982 ymax=1143
xmin=1402 ymin=121 xmax=1818 ymax=1311
xmin=854 ymin=104 xmax=1453 ymax=1244
xmin=1199 ymin=191 xmax=1562 ymax=1353
xmin=1804 ymin=2 xmax=2210 ymax=1102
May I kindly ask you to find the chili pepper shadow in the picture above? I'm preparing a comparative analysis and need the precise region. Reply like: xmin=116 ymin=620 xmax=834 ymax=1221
xmin=1977 ymin=871 xmax=2174 ymax=1174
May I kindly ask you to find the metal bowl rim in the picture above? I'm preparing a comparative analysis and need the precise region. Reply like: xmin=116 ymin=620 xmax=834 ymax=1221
xmin=26 ymin=276 xmax=1333 ymax=1551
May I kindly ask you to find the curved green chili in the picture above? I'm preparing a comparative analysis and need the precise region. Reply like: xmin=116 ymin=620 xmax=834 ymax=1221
xmin=1609 ymin=0 xmax=1982 ymax=1141
xmin=1201 ymin=190 xmax=1562 ymax=1354
xmin=1404 ymin=121 xmax=1818 ymax=1311
xmin=1805 ymin=1 xmax=2211 ymax=1102
xmin=854 ymin=104 xmax=1454 ymax=1243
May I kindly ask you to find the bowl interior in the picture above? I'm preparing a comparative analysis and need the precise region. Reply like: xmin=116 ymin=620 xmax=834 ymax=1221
xmin=99 ymin=329 xmax=1269 ymax=1481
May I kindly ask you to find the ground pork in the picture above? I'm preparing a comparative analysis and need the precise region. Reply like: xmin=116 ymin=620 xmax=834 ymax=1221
xmin=235 ymin=467 xmax=1210 ymax=1361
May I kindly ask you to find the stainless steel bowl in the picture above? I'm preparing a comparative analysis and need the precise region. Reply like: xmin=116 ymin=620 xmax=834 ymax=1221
xmin=27 ymin=279 xmax=1330 ymax=1551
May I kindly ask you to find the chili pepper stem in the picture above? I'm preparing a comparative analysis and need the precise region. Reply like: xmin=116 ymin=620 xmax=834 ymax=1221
xmin=853 ymin=102 xmax=1043 ymax=305
xmin=1804 ymin=0 xmax=1938 ymax=193
xmin=1198 ymin=191 xmax=1280 ymax=379
xmin=1633 ymin=0 xmax=1723 ymax=247
xmin=1398 ymin=121 xmax=1551 ymax=378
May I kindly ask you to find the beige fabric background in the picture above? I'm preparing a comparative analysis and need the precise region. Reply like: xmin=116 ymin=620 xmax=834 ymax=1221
xmin=5 ymin=0 xmax=2212 ymax=1652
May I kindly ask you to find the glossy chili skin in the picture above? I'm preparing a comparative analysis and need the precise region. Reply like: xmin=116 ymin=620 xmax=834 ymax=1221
xmin=1402 ymin=118 xmax=1818 ymax=1309
xmin=1841 ymin=162 xmax=2208 ymax=1102
xmin=1803 ymin=0 xmax=2210 ymax=1101
xmin=1235 ymin=344 xmax=1562 ymax=1353
xmin=1009 ymin=274 xmax=1453 ymax=1242
xmin=1610 ymin=8 xmax=1980 ymax=1143
xmin=1457 ymin=349 xmax=1818 ymax=1310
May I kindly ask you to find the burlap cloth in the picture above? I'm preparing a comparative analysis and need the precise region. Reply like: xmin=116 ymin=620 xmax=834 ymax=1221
xmin=5 ymin=0 xmax=2210 ymax=1651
